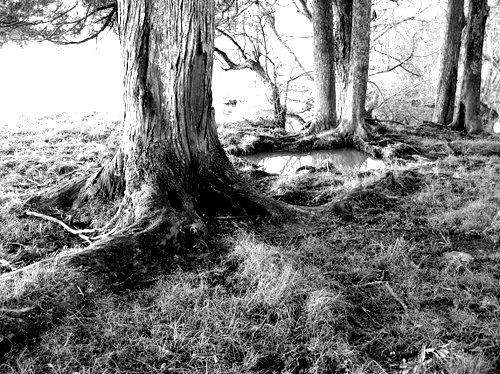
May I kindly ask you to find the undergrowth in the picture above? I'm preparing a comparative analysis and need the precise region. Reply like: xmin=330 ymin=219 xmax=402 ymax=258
xmin=0 ymin=114 xmax=499 ymax=373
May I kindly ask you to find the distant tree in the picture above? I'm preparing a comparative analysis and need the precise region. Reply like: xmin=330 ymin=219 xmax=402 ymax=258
xmin=214 ymin=0 xmax=288 ymax=128
xmin=451 ymin=0 xmax=489 ymax=133
xmin=433 ymin=0 xmax=465 ymax=126
xmin=214 ymin=0 xmax=311 ymax=128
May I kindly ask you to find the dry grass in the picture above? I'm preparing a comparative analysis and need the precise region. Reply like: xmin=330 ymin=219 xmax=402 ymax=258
xmin=0 ymin=114 xmax=499 ymax=373
xmin=0 ymin=113 xmax=121 ymax=272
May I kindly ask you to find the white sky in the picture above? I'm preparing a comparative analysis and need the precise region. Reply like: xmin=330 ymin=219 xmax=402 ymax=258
xmin=0 ymin=33 xmax=123 ymax=121
xmin=0 ymin=34 xmax=276 ymax=124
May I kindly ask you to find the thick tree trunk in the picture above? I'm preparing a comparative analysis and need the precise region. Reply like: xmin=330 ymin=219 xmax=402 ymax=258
xmin=332 ymin=0 xmax=353 ymax=122
xmin=450 ymin=0 xmax=489 ymax=134
xmin=310 ymin=0 xmax=337 ymax=132
xmin=116 ymin=0 xmax=289 ymax=225
xmin=433 ymin=0 xmax=465 ymax=126
xmin=336 ymin=0 xmax=371 ymax=140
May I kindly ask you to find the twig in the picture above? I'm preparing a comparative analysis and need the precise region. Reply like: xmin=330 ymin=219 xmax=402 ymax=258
xmin=384 ymin=282 xmax=409 ymax=316
xmin=26 ymin=211 xmax=94 ymax=245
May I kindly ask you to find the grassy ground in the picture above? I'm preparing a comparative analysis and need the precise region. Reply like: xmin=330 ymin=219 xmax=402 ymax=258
xmin=0 ymin=112 xmax=499 ymax=373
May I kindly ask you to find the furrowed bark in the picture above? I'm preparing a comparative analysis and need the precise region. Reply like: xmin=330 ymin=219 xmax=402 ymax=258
xmin=433 ymin=0 xmax=465 ymax=126
xmin=332 ymin=0 xmax=353 ymax=123
xmin=336 ymin=0 xmax=372 ymax=140
xmin=310 ymin=0 xmax=337 ymax=132
xmin=451 ymin=0 xmax=489 ymax=134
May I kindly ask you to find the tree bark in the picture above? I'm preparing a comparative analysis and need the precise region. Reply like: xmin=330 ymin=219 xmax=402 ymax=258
xmin=271 ymin=85 xmax=287 ymax=128
xmin=310 ymin=0 xmax=337 ymax=132
xmin=332 ymin=0 xmax=353 ymax=122
xmin=450 ymin=0 xmax=489 ymax=134
xmin=433 ymin=0 xmax=465 ymax=126
xmin=336 ymin=0 xmax=371 ymax=140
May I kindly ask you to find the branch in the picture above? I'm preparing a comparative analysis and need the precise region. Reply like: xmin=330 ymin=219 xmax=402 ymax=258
xmin=265 ymin=8 xmax=313 ymax=81
xmin=484 ymin=53 xmax=500 ymax=72
xmin=292 ymin=0 xmax=312 ymax=21
xmin=49 ymin=4 xmax=116 ymax=45
xmin=216 ymin=27 xmax=247 ymax=59
xmin=371 ymin=48 xmax=420 ymax=77
xmin=215 ymin=46 xmax=271 ymax=85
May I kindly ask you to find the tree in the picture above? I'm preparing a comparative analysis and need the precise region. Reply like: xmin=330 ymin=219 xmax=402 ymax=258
xmin=433 ymin=0 xmax=465 ymax=126
xmin=336 ymin=0 xmax=371 ymax=139
xmin=0 ymin=0 xmax=116 ymax=46
xmin=27 ymin=0 xmax=292 ymax=272
xmin=214 ymin=0 xmax=311 ymax=128
xmin=294 ymin=0 xmax=353 ymax=126
xmin=214 ymin=14 xmax=289 ymax=128
xmin=310 ymin=0 xmax=337 ymax=132
xmin=0 ymin=0 xmax=307 ymax=352
xmin=451 ymin=0 xmax=489 ymax=133
xmin=308 ymin=0 xmax=372 ymax=142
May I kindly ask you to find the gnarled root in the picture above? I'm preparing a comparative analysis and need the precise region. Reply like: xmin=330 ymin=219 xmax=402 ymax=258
xmin=26 ymin=150 xmax=125 ymax=212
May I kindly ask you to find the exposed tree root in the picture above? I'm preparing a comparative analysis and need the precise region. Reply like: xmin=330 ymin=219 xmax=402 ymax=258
xmin=226 ymin=127 xmax=383 ymax=159
xmin=26 ymin=150 xmax=125 ymax=212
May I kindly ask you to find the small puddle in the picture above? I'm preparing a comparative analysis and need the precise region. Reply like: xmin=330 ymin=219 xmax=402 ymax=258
xmin=243 ymin=149 xmax=385 ymax=175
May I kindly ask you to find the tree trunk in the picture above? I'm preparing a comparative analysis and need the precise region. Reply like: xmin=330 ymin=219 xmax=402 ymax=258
xmin=450 ymin=0 xmax=489 ymax=134
xmin=332 ymin=0 xmax=353 ymax=123
xmin=336 ymin=0 xmax=371 ymax=140
xmin=433 ymin=0 xmax=465 ymax=126
xmin=310 ymin=0 xmax=337 ymax=132
xmin=271 ymin=85 xmax=287 ymax=128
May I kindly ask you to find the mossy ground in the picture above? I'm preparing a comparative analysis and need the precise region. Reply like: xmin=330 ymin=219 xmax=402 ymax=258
xmin=0 ymin=113 xmax=499 ymax=373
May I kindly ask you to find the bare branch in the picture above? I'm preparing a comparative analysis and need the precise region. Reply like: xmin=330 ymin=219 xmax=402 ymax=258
xmin=292 ymin=0 xmax=312 ymax=21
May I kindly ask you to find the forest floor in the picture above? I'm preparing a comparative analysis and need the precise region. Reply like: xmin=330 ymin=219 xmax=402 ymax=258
xmin=0 ymin=112 xmax=499 ymax=373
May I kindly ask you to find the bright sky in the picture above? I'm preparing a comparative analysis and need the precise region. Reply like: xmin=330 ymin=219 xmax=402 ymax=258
xmin=0 ymin=32 xmax=124 ymax=121
xmin=0 ymin=34 xmax=276 ymax=125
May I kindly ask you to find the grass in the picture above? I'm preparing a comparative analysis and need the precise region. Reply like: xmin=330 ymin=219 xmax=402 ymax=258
xmin=0 ymin=112 xmax=499 ymax=373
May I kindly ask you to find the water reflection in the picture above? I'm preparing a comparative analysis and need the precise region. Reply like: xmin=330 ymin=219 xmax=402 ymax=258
xmin=244 ymin=149 xmax=385 ymax=175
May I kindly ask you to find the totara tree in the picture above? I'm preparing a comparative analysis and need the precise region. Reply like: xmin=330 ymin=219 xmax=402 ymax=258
xmin=335 ymin=0 xmax=371 ymax=140
xmin=295 ymin=0 xmax=353 ymax=128
xmin=450 ymin=0 xmax=489 ymax=133
xmin=32 ymin=0 xmax=293 ymax=264
xmin=309 ymin=0 xmax=337 ymax=132
xmin=309 ymin=0 xmax=372 ymax=142
xmin=433 ymin=0 xmax=466 ymax=126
